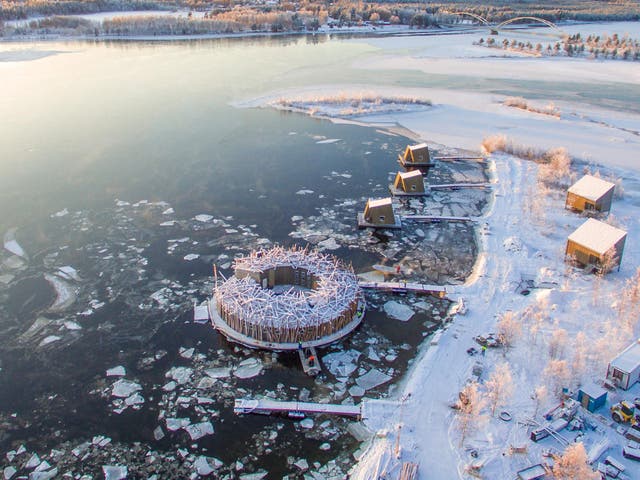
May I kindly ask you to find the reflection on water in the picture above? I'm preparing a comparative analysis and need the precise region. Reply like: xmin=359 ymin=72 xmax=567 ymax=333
xmin=0 ymin=37 xmax=488 ymax=477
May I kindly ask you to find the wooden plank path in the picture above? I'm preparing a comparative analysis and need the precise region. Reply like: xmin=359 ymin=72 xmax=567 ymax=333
xmin=402 ymin=215 xmax=476 ymax=223
xmin=359 ymin=281 xmax=447 ymax=297
xmin=428 ymin=183 xmax=491 ymax=190
xmin=234 ymin=398 xmax=361 ymax=418
xmin=433 ymin=155 xmax=485 ymax=162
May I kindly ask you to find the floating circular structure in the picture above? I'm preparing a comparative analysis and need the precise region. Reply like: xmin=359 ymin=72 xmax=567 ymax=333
xmin=209 ymin=246 xmax=365 ymax=350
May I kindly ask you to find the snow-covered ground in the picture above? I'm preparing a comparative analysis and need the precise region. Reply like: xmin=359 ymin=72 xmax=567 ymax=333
xmin=247 ymin=23 xmax=640 ymax=479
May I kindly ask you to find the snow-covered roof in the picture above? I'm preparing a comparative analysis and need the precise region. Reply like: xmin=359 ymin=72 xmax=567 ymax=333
xmin=367 ymin=197 xmax=393 ymax=208
xmin=578 ymin=382 xmax=607 ymax=399
xmin=610 ymin=339 xmax=640 ymax=373
xmin=567 ymin=218 xmax=627 ymax=255
xmin=408 ymin=143 xmax=428 ymax=151
xmin=399 ymin=170 xmax=422 ymax=180
xmin=568 ymin=175 xmax=615 ymax=201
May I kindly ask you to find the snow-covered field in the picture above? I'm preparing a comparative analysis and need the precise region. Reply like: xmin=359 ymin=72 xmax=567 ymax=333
xmin=248 ymin=22 xmax=640 ymax=479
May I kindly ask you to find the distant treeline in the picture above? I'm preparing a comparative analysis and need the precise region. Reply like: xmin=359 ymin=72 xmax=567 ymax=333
xmin=0 ymin=0 xmax=176 ymax=20
xmin=478 ymin=33 xmax=640 ymax=61
xmin=2 ymin=0 xmax=640 ymax=37
xmin=3 ymin=0 xmax=640 ymax=23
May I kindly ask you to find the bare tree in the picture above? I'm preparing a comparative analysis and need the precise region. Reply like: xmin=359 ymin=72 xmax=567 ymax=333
xmin=485 ymin=362 xmax=514 ymax=416
xmin=552 ymin=442 xmax=600 ymax=480
xmin=455 ymin=381 xmax=487 ymax=446
xmin=543 ymin=359 xmax=570 ymax=399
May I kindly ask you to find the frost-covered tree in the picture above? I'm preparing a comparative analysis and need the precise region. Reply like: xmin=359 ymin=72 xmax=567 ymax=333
xmin=485 ymin=362 xmax=514 ymax=416
xmin=570 ymin=332 xmax=588 ymax=386
xmin=548 ymin=327 xmax=568 ymax=359
xmin=552 ymin=443 xmax=599 ymax=480
xmin=533 ymin=384 xmax=548 ymax=418
xmin=497 ymin=310 xmax=521 ymax=352
xmin=543 ymin=359 xmax=570 ymax=399
xmin=455 ymin=381 xmax=487 ymax=446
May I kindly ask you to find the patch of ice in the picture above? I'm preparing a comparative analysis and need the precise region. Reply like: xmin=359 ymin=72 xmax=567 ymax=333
xmin=166 ymin=366 xmax=193 ymax=385
xmin=102 ymin=466 xmax=127 ymax=480
xmin=106 ymin=366 xmax=126 ymax=377
xmin=356 ymin=369 xmax=392 ymax=391
xmin=162 ymin=208 xmax=174 ymax=215
xmin=160 ymin=221 xmax=176 ymax=227
xmin=166 ymin=418 xmax=191 ymax=431
xmin=63 ymin=321 xmax=82 ymax=331
xmin=295 ymin=189 xmax=314 ymax=195
xmin=300 ymin=418 xmax=314 ymax=429
xmin=162 ymin=381 xmax=177 ymax=392
xmin=4 ymin=236 xmax=26 ymax=258
xmin=323 ymin=350 xmax=361 ymax=378
xmin=291 ymin=215 xmax=304 ymax=222
xmin=184 ymin=421 xmax=214 ymax=440
xmin=194 ymin=456 xmax=215 ymax=476
xmin=153 ymin=426 xmax=165 ymax=441
xmin=57 ymin=266 xmax=80 ymax=281
xmin=383 ymin=301 xmax=414 ymax=322
xmin=29 ymin=469 xmax=58 ymax=480
xmin=92 ymin=435 xmax=111 ymax=447
xmin=316 ymin=138 xmax=341 ymax=144
xmin=179 ymin=347 xmax=195 ymax=359
xmin=319 ymin=443 xmax=331 ymax=451
xmin=183 ymin=254 xmax=200 ymax=261
xmin=349 ymin=385 xmax=366 ymax=397
xmin=196 ymin=377 xmax=216 ymax=389
xmin=205 ymin=367 xmax=231 ymax=378
xmin=239 ymin=471 xmax=267 ymax=480
xmin=124 ymin=393 xmax=144 ymax=406
xmin=294 ymin=459 xmax=309 ymax=471
xmin=111 ymin=379 xmax=142 ymax=398
xmin=317 ymin=238 xmax=340 ymax=251
xmin=52 ymin=208 xmax=69 ymax=217
xmin=25 ymin=453 xmax=40 ymax=469
xmin=38 ymin=336 xmax=61 ymax=347
xmin=195 ymin=214 xmax=214 ymax=222
xmin=3 ymin=466 xmax=17 ymax=480
xmin=233 ymin=358 xmax=263 ymax=379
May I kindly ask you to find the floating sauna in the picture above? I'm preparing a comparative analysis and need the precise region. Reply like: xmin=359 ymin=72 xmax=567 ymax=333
xmin=210 ymin=246 xmax=365 ymax=350
xmin=357 ymin=197 xmax=402 ymax=229
xmin=389 ymin=170 xmax=427 ymax=196
xmin=398 ymin=143 xmax=434 ymax=169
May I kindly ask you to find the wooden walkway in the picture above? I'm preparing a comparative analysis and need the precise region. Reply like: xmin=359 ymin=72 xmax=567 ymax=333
xmin=359 ymin=281 xmax=447 ymax=297
xmin=433 ymin=156 xmax=485 ymax=162
xmin=234 ymin=398 xmax=362 ymax=418
xmin=428 ymin=183 xmax=491 ymax=191
xmin=402 ymin=215 xmax=476 ymax=223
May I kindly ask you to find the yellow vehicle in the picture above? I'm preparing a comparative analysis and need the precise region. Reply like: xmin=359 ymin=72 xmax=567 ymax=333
xmin=611 ymin=400 xmax=640 ymax=424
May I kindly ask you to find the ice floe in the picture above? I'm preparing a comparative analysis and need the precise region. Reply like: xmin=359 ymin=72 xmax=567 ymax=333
xmin=383 ymin=301 xmax=415 ymax=322
xmin=111 ymin=379 xmax=142 ymax=398
xmin=356 ymin=369 xmax=392 ymax=391
xmin=102 ymin=465 xmax=127 ymax=480
xmin=106 ymin=366 xmax=126 ymax=377
xmin=322 ymin=350 xmax=360 ymax=378
xmin=166 ymin=366 xmax=193 ymax=385
xmin=233 ymin=358 xmax=263 ymax=379
xmin=184 ymin=421 xmax=214 ymax=440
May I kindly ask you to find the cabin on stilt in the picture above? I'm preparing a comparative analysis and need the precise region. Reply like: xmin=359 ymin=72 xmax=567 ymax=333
xmin=398 ymin=143 xmax=434 ymax=170
xmin=389 ymin=170 xmax=427 ymax=196
xmin=357 ymin=197 xmax=401 ymax=229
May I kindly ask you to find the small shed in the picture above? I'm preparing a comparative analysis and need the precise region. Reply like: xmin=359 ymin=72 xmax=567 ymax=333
xmin=357 ymin=198 xmax=401 ymax=229
xmin=389 ymin=170 xmax=426 ymax=196
xmin=565 ymin=218 xmax=626 ymax=272
xmin=565 ymin=175 xmax=615 ymax=214
xmin=398 ymin=143 xmax=434 ymax=168
xmin=577 ymin=383 xmax=607 ymax=412
xmin=607 ymin=339 xmax=640 ymax=390
xmin=516 ymin=464 xmax=547 ymax=480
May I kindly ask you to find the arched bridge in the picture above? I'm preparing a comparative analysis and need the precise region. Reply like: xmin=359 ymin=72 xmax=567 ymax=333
xmin=445 ymin=12 xmax=564 ymax=35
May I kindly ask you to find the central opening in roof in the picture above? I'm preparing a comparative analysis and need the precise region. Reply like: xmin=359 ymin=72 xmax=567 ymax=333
xmin=239 ymin=265 xmax=317 ymax=292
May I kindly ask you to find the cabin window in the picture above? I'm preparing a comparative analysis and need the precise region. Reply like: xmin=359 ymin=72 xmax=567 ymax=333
xmin=612 ymin=368 xmax=624 ymax=380
xmin=589 ymin=254 xmax=599 ymax=264
xmin=379 ymin=216 xmax=385 ymax=222
xmin=410 ymin=184 xmax=416 ymax=191
xmin=585 ymin=202 xmax=595 ymax=211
